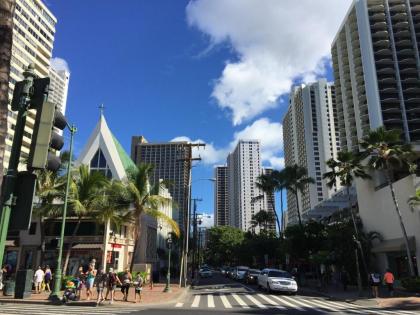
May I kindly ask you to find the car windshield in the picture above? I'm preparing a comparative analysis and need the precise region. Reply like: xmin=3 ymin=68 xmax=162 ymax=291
xmin=268 ymin=271 xmax=292 ymax=278
xmin=249 ymin=269 xmax=260 ymax=274
xmin=238 ymin=268 xmax=248 ymax=272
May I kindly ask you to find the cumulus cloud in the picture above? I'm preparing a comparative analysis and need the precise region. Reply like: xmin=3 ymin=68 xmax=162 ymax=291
xmin=50 ymin=57 xmax=70 ymax=72
xmin=186 ymin=0 xmax=351 ymax=125
xmin=171 ymin=117 xmax=283 ymax=169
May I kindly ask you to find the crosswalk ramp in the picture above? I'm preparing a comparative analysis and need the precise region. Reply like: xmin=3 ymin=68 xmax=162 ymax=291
xmin=175 ymin=293 xmax=418 ymax=315
xmin=0 ymin=303 xmax=137 ymax=315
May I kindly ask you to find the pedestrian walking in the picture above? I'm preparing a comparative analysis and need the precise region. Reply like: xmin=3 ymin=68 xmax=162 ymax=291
xmin=34 ymin=266 xmax=44 ymax=294
xmin=75 ymin=266 xmax=85 ymax=300
xmin=120 ymin=268 xmax=132 ymax=302
xmin=383 ymin=268 xmax=395 ymax=297
xmin=85 ymin=264 xmax=97 ymax=300
xmin=340 ymin=268 xmax=349 ymax=291
xmin=369 ymin=271 xmax=381 ymax=298
xmin=105 ymin=268 xmax=121 ymax=304
xmin=44 ymin=266 xmax=52 ymax=293
xmin=134 ymin=273 xmax=144 ymax=303
xmin=94 ymin=268 xmax=107 ymax=305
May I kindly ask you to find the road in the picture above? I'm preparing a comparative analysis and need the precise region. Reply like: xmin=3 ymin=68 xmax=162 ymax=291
xmin=0 ymin=273 xmax=417 ymax=314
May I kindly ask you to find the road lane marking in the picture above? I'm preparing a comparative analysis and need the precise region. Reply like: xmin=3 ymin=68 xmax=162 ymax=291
xmin=302 ymin=298 xmax=344 ymax=313
xmin=175 ymin=302 xmax=184 ymax=307
xmin=232 ymin=293 xmax=250 ymax=308
xmin=245 ymin=294 xmax=267 ymax=308
xmin=207 ymin=294 xmax=215 ymax=308
xmin=269 ymin=294 xmax=304 ymax=311
xmin=257 ymin=293 xmax=287 ymax=309
xmin=220 ymin=294 xmax=232 ymax=308
xmin=281 ymin=294 xmax=323 ymax=311
xmin=191 ymin=294 xmax=201 ymax=307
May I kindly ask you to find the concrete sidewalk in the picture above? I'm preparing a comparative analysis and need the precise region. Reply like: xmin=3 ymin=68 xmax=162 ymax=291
xmin=0 ymin=283 xmax=187 ymax=307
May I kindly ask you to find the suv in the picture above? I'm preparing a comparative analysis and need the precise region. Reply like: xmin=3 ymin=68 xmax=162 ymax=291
xmin=258 ymin=268 xmax=298 ymax=294
xmin=233 ymin=266 xmax=249 ymax=281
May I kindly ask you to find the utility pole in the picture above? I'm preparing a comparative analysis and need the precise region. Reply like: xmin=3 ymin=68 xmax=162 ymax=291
xmin=177 ymin=142 xmax=205 ymax=288
xmin=191 ymin=198 xmax=202 ymax=280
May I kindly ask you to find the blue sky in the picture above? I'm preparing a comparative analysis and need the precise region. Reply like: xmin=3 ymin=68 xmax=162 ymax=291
xmin=46 ymin=0 xmax=352 ymax=226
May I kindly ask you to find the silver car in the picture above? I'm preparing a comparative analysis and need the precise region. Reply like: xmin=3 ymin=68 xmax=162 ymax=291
xmin=258 ymin=269 xmax=298 ymax=294
xmin=199 ymin=268 xmax=213 ymax=278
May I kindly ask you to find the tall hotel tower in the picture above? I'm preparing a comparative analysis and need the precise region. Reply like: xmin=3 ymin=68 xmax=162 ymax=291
xmin=283 ymin=80 xmax=341 ymax=226
xmin=214 ymin=165 xmax=229 ymax=226
xmin=332 ymin=0 xmax=420 ymax=151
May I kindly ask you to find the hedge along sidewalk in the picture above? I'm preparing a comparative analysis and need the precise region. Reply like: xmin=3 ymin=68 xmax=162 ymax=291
xmin=0 ymin=283 xmax=187 ymax=307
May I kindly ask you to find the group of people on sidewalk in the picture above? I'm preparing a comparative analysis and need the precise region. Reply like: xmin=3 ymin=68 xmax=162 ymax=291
xmin=369 ymin=269 xmax=395 ymax=298
xmin=66 ymin=264 xmax=144 ymax=305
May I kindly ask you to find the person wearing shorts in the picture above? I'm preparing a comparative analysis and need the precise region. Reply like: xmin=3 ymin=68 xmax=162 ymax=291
xmin=369 ymin=272 xmax=381 ymax=298
xmin=134 ymin=274 xmax=143 ymax=303
xmin=105 ymin=268 xmax=121 ymax=304
xmin=120 ymin=268 xmax=132 ymax=302
xmin=94 ymin=268 xmax=107 ymax=305
xmin=383 ymin=269 xmax=395 ymax=297
xmin=44 ymin=266 xmax=52 ymax=293
xmin=85 ymin=265 xmax=96 ymax=300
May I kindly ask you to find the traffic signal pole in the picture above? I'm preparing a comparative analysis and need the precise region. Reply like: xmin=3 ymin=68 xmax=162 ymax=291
xmin=0 ymin=65 xmax=37 ymax=265
xmin=49 ymin=123 xmax=76 ymax=301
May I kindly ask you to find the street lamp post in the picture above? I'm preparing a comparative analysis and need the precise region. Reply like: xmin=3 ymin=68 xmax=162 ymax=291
xmin=49 ymin=124 xmax=76 ymax=302
xmin=163 ymin=233 xmax=172 ymax=293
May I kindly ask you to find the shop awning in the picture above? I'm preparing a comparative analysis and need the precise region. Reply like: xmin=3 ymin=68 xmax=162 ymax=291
xmin=372 ymin=237 xmax=416 ymax=253
xmin=72 ymin=243 xmax=103 ymax=250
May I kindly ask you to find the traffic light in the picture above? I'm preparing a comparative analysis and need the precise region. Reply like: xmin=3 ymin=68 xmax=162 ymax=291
xmin=11 ymin=77 xmax=50 ymax=111
xmin=28 ymin=101 xmax=67 ymax=171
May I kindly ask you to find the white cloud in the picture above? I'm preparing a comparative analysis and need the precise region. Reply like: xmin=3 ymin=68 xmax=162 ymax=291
xmin=171 ymin=117 xmax=283 ymax=169
xmin=50 ymin=57 xmax=70 ymax=72
xmin=186 ymin=0 xmax=352 ymax=125
xmin=200 ymin=213 xmax=214 ymax=228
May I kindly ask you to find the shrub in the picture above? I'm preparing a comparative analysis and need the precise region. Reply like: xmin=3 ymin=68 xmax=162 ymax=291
xmin=401 ymin=277 xmax=420 ymax=293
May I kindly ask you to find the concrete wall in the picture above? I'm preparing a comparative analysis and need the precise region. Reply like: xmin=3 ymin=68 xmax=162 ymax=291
xmin=356 ymin=174 xmax=420 ymax=275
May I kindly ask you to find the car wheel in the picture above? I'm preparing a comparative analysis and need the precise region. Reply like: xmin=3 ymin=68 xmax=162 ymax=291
xmin=267 ymin=282 xmax=272 ymax=293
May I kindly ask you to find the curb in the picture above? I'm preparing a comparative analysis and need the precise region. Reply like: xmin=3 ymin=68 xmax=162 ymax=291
xmin=0 ymin=287 xmax=190 ymax=308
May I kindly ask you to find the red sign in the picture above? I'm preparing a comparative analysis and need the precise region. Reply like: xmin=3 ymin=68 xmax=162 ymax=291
xmin=111 ymin=244 xmax=122 ymax=248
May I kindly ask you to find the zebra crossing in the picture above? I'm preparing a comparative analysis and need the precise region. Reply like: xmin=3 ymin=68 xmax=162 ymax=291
xmin=175 ymin=293 xmax=418 ymax=314
xmin=0 ymin=303 xmax=138 ymax=315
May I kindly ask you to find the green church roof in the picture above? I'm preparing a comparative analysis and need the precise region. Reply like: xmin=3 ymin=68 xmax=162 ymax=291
xmin=111 ymin=134 xmax=137 ymax=175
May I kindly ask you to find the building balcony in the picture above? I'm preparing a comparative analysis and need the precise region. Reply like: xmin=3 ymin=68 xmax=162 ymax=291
xmin=394 ymin=30 xmax=411 ymax=38
xmin=391 ymin=12 xmax=408 ymax=21
xmin=393 ymin=21 xmax=409 ymax=29
xmin=371 ymin=30 xmax=389 ymax=39
xmin=371 ymin=12 xmax=386 ymax=21
xmin=389 ymin=4 xmax=406 ymax=12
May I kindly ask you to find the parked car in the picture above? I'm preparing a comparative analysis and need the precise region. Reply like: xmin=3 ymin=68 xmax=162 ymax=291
xmin=245 ymin=269 xmax=261 ymax=284
xmin=199 ymin=268 xmax=213 ymax=278
xmin=233 ymin=266 xmax=249 ymax=281
xmin=258 ymin=268 xmax=298 ymax=294
xmin=226 ymin=267 xmax=234 ymax=278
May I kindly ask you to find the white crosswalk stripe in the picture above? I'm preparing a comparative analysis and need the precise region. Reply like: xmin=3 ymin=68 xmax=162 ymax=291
xmin=173 ymin=292 xmax=415 ymax=314
xmin=0 ymin=303 xmax=136 ymax=315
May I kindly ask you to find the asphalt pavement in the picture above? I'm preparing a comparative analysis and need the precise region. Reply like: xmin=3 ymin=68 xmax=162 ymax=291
xmin=0 ymin=273 xmax=418 ymax=314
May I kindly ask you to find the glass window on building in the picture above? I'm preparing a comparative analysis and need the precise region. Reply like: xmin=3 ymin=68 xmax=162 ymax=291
xmin=90 ymin=149 xmax=113 ymax=178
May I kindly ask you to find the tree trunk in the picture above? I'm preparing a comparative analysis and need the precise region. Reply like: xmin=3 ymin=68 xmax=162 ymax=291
xmin=386 ymin=170 xmax=416 ymax=277
xmin=39 ymin=216 xmax=45 ymax=265
xmin=295 ymin=191 xmax=303 ymax=229
xmin=130 ymin=216 xmax=142 ymax=273
xmin=280 ymin=188 xmax=284 ymax=236
xmin=62 ymin=219 xmax=82 ymax=275
xmin=270 ymin=199 xmax=281 ymax=237
xmin=0 ymin=0 xmax=15 ymax=191
xmin=102 ymin=219 xmax=110 ymax=271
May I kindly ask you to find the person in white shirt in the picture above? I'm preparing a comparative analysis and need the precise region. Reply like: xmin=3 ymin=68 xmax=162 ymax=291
xmin=34 ymin=266 xmax=44 ymax=294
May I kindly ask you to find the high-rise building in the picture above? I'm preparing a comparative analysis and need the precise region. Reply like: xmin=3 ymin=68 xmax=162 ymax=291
xmin=263 ymin=167 xmax=277 ymax=231
xmin=48 ymin=65 xmax=70 ymax=115
xmin=214 ymin=165 xmax=229 ymax=226
xmin=283 ymin=79 xmax=340 ymax=226
xmin=332 ymin=0 xmax=420 ymax=152
xmin=5 ymin=0 xmax=57 ymax=169
xmin=131 ymin=136 xmax=191 ymax=228
xmin=227 ymin=140 xmax=275 ymax=232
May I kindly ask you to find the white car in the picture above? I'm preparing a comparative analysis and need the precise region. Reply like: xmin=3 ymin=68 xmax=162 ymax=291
xmin=199 ymin=268 xmax=213 ymax=278
xmin=258 ymin=269 xmax=298 ymax=294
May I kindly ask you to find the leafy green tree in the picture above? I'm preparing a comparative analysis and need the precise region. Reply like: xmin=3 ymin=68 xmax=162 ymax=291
xmin=360 ymin=127 xmax=417 ymax=276
xmin=126 ymin=164 xmax=180 ymax=271
xmin=250 ymin=210 xmax=275 ymax=232
xmin=408 ymin=188 xmax=420 ymax=208
xmin=205 ymin=226 xmax=244 ymax=266
xmin=283 ymin=165 xmax=315 ymax=228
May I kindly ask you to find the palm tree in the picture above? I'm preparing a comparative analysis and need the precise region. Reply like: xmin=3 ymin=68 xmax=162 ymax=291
xmin=62 ymin=164 xmax=110 ymax=275
xmin=0 ymin=0 xmax=15 ymax=189
xmin=408 ymin=188 xmax=420 ymax=208
xmin=283 ymin=165 xmax=315 ymax=228
xmin=255 ymin=172 xmax=282 ymax=234
xmin=250 ymin=210 xmax=275 ymax=232
xmin=323 ymin=150 xmax=371 ymax=295
xmin=360 ymin=127 xmax=417 ymax=277
xmin=126 ymin=164 xmax=180 ymax=272
xmin=34 ymin=170 xmax=65 ymax=264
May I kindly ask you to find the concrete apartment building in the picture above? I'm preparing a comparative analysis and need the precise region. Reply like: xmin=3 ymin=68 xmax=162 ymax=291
xmin=331 ymin=0 xmax=420 ymax=276
xmin=5 ymin=0 xmax=57 ymax=170
xmin=226 ymin=140 xmax=275 ymax=232
xmin=131 ymin=137 xmax=191 ymax=228
xmin=214 ymin=165 xmax=229 ymax=226
xmin=283 ymin=80 xmax=341 ymax=226
xmin=48 ymin=65 xmax=70 ymax=116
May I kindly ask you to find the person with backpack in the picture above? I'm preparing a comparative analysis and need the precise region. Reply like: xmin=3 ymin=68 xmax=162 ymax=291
xmin=44 ymin=266 xmax=52 ymax=293
xmin=105 ymin=268 xmax=121 ymax=304
xmin=369 ymin=271 xmax=381 ymax=298
xmin=94 ymin=268 xmax=107 ymax=305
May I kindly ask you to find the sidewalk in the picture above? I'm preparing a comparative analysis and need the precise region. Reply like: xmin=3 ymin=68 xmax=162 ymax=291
xmin=0 ymin=283 xmax=186 ymax=307
xmin=300 ymin=283 xmax=420 ymax=310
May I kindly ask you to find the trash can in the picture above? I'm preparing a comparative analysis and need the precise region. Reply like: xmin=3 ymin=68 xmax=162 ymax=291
xmin=3 ymin=280 xmax=15 ymax=296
